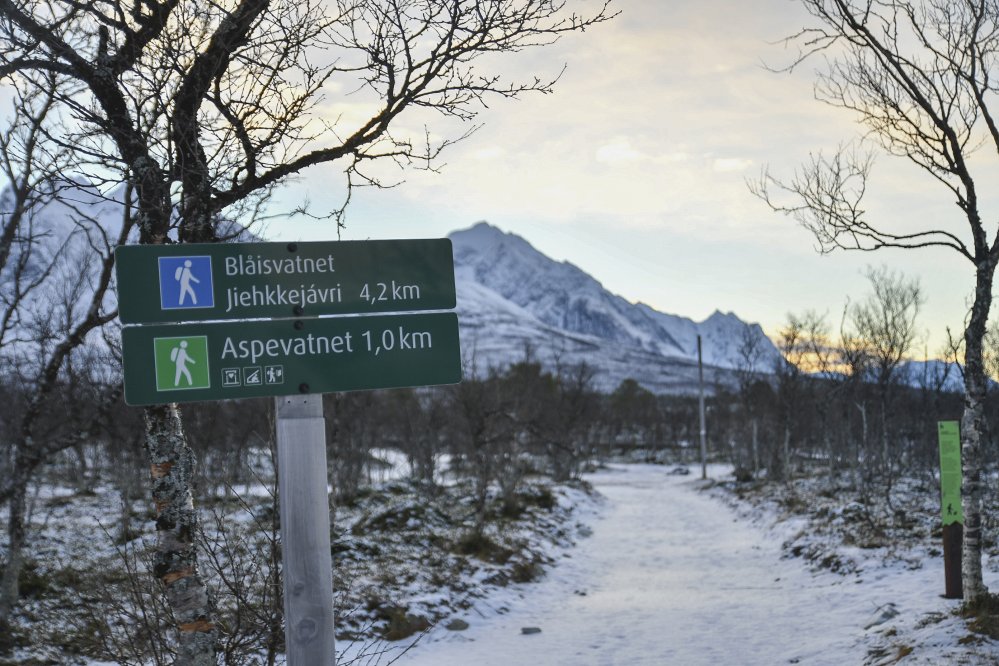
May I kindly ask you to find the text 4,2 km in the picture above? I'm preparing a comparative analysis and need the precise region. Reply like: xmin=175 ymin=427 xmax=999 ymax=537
xmin=359 ymin=281 xmax=421 ymax=305
xmin=362 ymin=327 xmax=432 ymax=356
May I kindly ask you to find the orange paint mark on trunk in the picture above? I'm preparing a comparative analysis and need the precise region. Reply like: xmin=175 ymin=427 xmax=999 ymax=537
xmin=150 ymin=462 xmax=173 ymax=479
xmin=161 ymin=566 xmax=195 ymax=585
xmin=178 ymin=619 xmax=214 ymax=633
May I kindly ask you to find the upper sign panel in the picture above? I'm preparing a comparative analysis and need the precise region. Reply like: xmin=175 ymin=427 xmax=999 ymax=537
xmin=115 ymin=239 xmax=456 ymax=324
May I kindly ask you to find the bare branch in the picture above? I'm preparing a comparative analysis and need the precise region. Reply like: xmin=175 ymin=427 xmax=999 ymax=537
xmin=750 ymin=144 xmax=973 ymax=259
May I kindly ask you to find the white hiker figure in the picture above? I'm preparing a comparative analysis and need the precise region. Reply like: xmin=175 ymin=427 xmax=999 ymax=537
xmin=170 ymin=340 xmax=196 ymax=386
xmin=175 ymin=259 xmax=200 ymax=305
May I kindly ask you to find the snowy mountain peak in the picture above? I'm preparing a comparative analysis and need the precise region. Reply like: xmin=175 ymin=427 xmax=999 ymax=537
xmin=451 ymin=220 xmax=509 ymax=248
xmin=451 ymin=221 xmax=537 ymax=263
xmin=449 ymin=222 xmax=781 ymax=393
xmin=451 ymin=222 xmax=595 ymax=291
xmin=706 ymin=309 xmax=738 ymax=322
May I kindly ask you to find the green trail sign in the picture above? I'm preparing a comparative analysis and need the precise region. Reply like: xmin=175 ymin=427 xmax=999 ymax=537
xmin=115 ymin=238 xmax=456 ymax=324
xmin=937 ymin=420 xmax=963 ymax=525
xmin=117 ymin=238 xmax=461 ymax=659
xmin=122 ymin=312 xmax=461 ymax=405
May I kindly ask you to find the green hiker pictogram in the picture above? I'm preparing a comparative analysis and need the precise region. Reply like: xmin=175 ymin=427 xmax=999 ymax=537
xmin=154 ymin=336 xmax=211 ymax=391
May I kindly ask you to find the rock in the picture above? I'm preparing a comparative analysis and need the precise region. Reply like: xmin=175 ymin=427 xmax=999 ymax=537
xmin=521 ymin=627 xmax=542 ymax=635
xmin=445 ymin=619 xmax=470 ymax=631
xmin=864 ymin=602 xmax=900 ymax=629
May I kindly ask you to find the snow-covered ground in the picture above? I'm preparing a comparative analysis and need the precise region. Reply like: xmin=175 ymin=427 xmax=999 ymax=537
xmin=391 ymin=464 xmax=999 ymax=666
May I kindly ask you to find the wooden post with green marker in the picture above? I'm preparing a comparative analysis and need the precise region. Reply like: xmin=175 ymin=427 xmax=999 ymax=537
xmin=937 ymin=420 xmax=963 ymax=599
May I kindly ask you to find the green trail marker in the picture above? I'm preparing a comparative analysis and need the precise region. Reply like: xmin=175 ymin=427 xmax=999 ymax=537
xmin=122 ymin=311 xmax=461 ymax=406
xmin=115 ymin=238 xmax=456 ymax=324
xmin=938 ymin=421 xmax=963 ymax=525
xmin=937 ymin=420 xmax=963 ymax=599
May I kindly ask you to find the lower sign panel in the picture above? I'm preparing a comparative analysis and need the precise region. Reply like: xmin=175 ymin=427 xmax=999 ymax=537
xmin=122 ymin=312 xmax=462 ymax=405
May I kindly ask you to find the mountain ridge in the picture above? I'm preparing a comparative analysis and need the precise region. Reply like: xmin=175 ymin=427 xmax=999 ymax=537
xmin=448 ymin=221 xmax=781 ymax=393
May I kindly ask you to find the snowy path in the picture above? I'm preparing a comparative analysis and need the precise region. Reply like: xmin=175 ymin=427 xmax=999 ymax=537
xmin=392 ymin=464 xmax=920 ymax=666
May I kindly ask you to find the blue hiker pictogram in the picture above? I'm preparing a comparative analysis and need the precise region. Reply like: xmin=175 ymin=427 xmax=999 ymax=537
xmin=158 ymin=256 xmax=214 ymax=310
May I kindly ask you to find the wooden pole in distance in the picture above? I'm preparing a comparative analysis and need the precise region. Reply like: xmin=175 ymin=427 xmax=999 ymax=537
xmin=276 ymin=394 xmax=335 ymax=664
xmin=697 ymin=335 xmax=707 ymax=480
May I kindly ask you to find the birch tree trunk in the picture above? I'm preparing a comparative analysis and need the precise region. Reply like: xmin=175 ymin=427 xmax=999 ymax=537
xmin=782 ymin=425 xmax=791 ymax=481
xmin=751 ymin=418 xmax=759 ymax=479
xmin=0 ymin=482 xmax=27 ymax=629
xmin=960 ymin=263 xmax=995 ymax=603
xmin=144 ymin=404 xmax=217 ymax=663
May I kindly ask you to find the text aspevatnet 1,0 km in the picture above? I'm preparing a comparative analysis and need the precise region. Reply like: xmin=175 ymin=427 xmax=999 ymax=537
xmin=121 ymin=312 xmax=462 ymax=406
xmin=220 ymin=325 xmax=434 ymax=365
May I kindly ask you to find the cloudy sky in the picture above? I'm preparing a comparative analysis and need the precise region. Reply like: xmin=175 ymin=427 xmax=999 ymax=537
xmin=272 ymin=0 xmax=987 ymax=354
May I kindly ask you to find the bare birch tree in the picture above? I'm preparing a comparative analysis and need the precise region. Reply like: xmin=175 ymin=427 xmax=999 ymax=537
xmin=849 ymin=266 xmax=922 ymax=477
xmin=0 ymin=74 xmax=128 ymax=633
xmin=0 ymin=0 xmax=616 ymax=659
xmin=753 ymin=0 xmax=999 ymax=603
